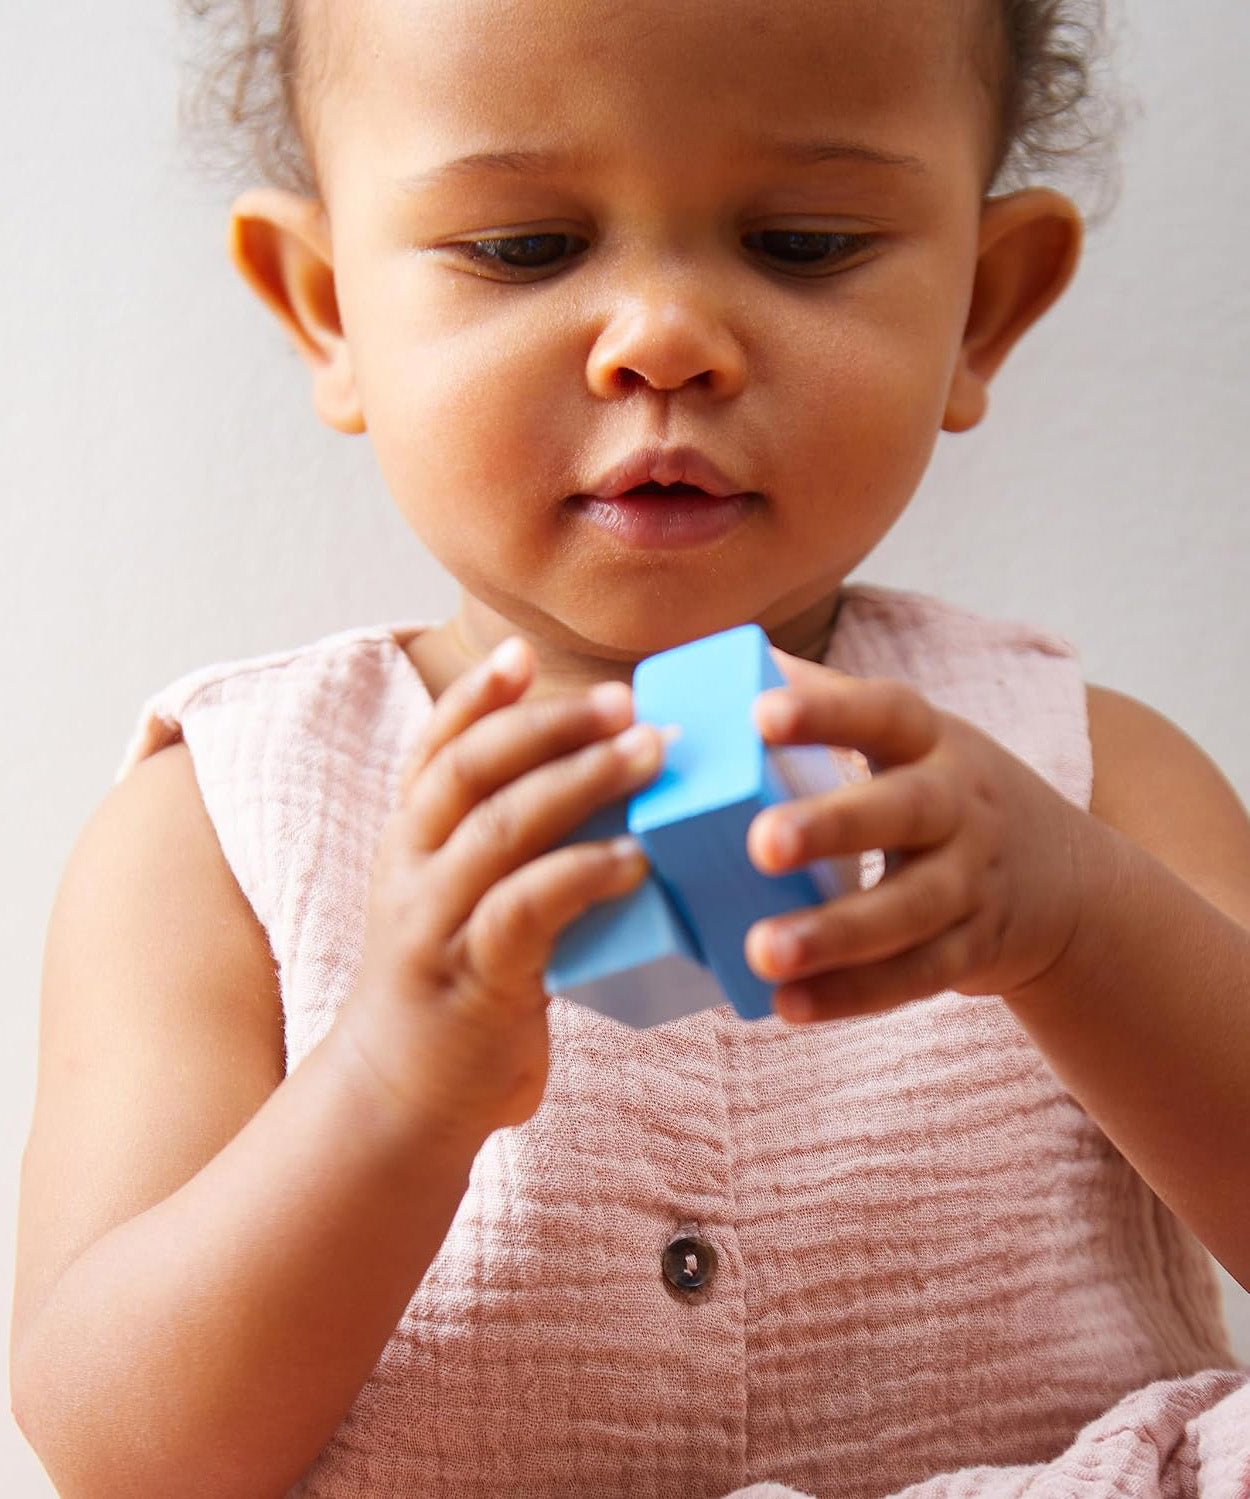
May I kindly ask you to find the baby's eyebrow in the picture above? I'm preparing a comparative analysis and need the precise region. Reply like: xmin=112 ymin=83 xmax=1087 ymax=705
xmin=397 ymin=138 xmax=928 ymax=194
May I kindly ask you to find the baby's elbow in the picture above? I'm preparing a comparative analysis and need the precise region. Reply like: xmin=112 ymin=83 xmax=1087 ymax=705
xmin=12 ymin=1344 xmax=159 ymax=1499
xmin=11 ymin=1341 xmax=82 ymax=1499
xmin=11 ymin=1341 xmax=100 ymax=1499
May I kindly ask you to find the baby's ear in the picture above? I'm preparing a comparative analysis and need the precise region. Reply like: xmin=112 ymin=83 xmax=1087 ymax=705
xmin=228 ymin=188 xmax=365 ymax=435
xmin=942 ymin=189 xmax=1083 ymax=433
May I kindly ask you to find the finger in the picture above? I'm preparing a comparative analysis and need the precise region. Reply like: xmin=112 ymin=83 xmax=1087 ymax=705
xmin=770 ymin=909 xmax=1000 ymax=1023
xmin=753 ymin=673 xmax=939 ymax=770
xmin=463 ymin=836 xmax=652 ymax=997
xmin=766 ymin=646 xmax=853 ymax=692
xmin=419 ymin=718 xmax=666 ymax=944
xmin=746 ymin=849 xmax=979 ymax=982
xmin=399 ymin=637 xmax=544 ymax=800
xmin=748 ymin=763 xmax=959 ymax=872
xmin=403 ymin=678 xmax=635 ymax=851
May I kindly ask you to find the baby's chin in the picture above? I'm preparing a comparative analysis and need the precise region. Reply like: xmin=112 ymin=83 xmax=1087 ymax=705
xmin=544 ymin=602 xmax=772 ymax=667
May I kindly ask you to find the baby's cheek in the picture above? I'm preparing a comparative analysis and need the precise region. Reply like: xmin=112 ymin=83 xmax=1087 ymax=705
xmin=817 ymin=335 xmax=951 ymax=502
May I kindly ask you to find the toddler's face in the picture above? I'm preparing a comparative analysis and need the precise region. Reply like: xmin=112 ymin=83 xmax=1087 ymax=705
xmin=292 ymin=0 xmax=1043 ymax=666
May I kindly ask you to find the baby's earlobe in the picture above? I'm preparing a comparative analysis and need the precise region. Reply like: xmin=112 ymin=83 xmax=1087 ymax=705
xmin=940 ymin=369 xmax=989 ymax=434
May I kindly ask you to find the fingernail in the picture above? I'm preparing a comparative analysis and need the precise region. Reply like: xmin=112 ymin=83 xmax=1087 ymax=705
xmin=615 ymin=722 xmax=660 ymax=771
xmin=589 ymin=679 xmax=632 ymax=725
xmin=757 ymin=693 xmax=797 ymax=736
xmin=489 ymin=637 xmax=528 ymax=683
xmin=769 ymin=925 xmax=803 ymax=969
xmin=768 ymin=816 xmax=802 ymax=864
xmin=608 ymin=835 xmax=649 ymax=875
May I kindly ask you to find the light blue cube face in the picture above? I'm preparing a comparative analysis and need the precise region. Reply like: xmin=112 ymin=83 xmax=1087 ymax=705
xmin=556 ymin=954 xmax=728 ymax=1030
xmin=546 ymin=868 xmax=702 ymax=990
xmin=628 ymin=624 xmax=780 ymax=834
xmin=545 ymin=623 xmax=859 ymax=1029
xmin=544 ymin=855 xmax=729 ymax=1027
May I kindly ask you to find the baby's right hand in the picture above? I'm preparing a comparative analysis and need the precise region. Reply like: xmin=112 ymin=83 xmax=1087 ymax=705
xmin=334 ymin=637 xmax=663 ymax=1143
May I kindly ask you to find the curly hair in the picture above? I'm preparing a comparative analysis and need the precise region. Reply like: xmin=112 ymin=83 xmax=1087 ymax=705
xmin=176 ymin=0 xmax=1123 ymax=219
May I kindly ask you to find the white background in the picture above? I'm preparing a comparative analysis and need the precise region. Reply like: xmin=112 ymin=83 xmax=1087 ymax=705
xmin=3 ymin=2 xmax=1247 ymax=1491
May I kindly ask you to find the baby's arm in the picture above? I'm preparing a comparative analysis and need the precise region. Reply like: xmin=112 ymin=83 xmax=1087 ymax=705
xmin=745 ymin=659 xmax=1250 ymax=1291
xmin=1001 ymin=685 xmax=1250 ymax=1285
xmin=11 ymin=742 xmax=487 ymax=1499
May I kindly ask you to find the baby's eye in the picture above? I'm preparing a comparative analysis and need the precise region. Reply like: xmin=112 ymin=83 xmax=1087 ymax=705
xmin=744 ymin=230 xmax=874 ymax=272
xmin=448 ymin=228 xmax=874 ymax=280
xmin=456 ymin=234 xmax=589 ymax=274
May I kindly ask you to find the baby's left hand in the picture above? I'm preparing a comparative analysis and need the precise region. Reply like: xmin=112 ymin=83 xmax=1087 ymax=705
xmin=745 ymin=653 xmax=1091 ymax=1022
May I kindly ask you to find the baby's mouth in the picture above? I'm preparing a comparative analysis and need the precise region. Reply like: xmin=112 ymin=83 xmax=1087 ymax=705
xmin=567 ymin=485 xmax=758 ymax=548
xmin=619 ymin=481 xmax=716 ymax=498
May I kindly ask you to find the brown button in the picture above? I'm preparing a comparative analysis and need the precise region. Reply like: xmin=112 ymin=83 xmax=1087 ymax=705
xmin=662 ymin=1227 xmax=717 ymax=1292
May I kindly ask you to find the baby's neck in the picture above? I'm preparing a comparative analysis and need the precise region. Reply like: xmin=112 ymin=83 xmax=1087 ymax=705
xmin=405 ymin=594 xmax=842 ymax=705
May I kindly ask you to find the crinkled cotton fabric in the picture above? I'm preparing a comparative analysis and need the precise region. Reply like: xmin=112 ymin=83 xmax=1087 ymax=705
xmin=117 ymin=584 xmax=1246 ymax=1498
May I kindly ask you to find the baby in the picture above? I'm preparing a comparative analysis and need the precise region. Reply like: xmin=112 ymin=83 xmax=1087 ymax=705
xmin=12 ymin=0 xmax=1250 ymax=1496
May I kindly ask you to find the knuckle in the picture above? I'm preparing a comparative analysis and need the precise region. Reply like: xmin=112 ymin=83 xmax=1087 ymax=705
xmin=817 ymin=908 xmax=852 ymax=957
xmin=832 ymin=917 xmax=859 ymax=961
xmin=443 ymin=735 xmax=489 ymax=800
xmin=923 ymin=770 xmax=959 ymax=831
xmin=942 ymin=926 xmax=974 ymax=980
xmin=548 ymin=841 xmax=604 ymax=895
xmin=916 ymin=936 xmax=959 ymax=994
xmin=398 ymin=738 xmax=431 ymax=797
xmin=877 ymin=677 xmax=923 ymax=732
xmin=938 ymin=866 xmax=973 ymax=920
xmin=590 ymin=729 xmax=629 ymax=774
xmin=897 ymin=777 xmax=931 ymax=844
xmin=472 ymin=789 xmax=520 ymax=853
xmin=531 ymin=692 xmax=593 ymax=746
xmin=599 ymin=727 xmax=656 ymax=785
xmin=399 ymin=725 xmax=448 ymax=803
xmin=905 ymin=874 xmax=949 ymax=932
xmin=472 ymin=885 xmax=532 ymax=966
xmin=823 ymin=793 xmax=859 ymax=851
xmin=973 ymin=774 xmax=1008 ymax=836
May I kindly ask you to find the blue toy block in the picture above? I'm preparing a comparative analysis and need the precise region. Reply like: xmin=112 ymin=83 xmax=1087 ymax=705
xmin=538 ymin=797 xmax=726 ymax=1029
xmin=544 ymin=624 xmax=860 ymax=1027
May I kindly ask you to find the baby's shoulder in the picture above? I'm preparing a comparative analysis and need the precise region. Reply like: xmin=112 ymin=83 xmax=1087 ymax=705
xmin=17 ymin=741 xmax=284 ymax=1353
xmin=1085 ymin=683 xmax=1250 ymax=923
xmin=60 ymin=739 xmax=285 ymax=1092
xmin=113 ymin=620 xmax=431 ymax=786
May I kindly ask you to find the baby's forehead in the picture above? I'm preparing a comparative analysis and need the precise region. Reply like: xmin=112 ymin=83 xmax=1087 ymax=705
xmin=304 ymin=0 xmax=989 ymax=92
xmin=298 ymin=0 xmax=996 ymax=181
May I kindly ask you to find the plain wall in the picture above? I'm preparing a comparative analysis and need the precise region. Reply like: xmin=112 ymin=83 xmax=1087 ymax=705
xmin=3 ymin=2 xmax=1247 ymax=1491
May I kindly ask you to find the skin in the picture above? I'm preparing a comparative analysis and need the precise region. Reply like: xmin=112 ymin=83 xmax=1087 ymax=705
xmin=9 ymin=4 xmax=1250 ymax=1493
xmin=227 ymin=0 xmax=1250 ymax=1288
xmin=228 ymin=0 xmax=1075 ymax=1086
xmin=233 ymin=0 xmax=1070 ymax=690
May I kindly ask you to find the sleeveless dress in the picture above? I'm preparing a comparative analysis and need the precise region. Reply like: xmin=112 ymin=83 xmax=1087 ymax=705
xmin=115 ymin=584 xmax=1248 ymax=1498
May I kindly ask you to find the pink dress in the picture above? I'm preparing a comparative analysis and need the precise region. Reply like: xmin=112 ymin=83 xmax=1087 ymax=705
xmin=116 ymin=584 xmax=1248 ymax=1498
